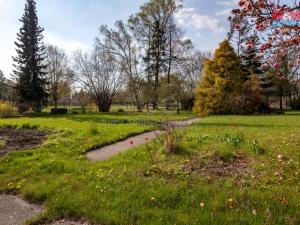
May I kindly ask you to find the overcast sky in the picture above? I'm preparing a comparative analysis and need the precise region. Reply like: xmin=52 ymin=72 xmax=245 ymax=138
xmin=0 ymin=0 xmax=240 ymax=77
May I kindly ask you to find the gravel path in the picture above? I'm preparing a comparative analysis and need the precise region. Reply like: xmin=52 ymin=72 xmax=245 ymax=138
xmin=87 ymin=118 xmax=201 ymax=162
xmin=87 ymin=130 xmax=160 ymax=162
xmin=0 ymin=195 xmax=42 ymax=225
xmin=0 ymin=195 xmax=93 ymax=225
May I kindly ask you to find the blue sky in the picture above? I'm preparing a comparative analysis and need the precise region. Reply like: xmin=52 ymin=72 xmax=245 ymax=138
xmin=0 ymin=0 xmax=241 ymax=77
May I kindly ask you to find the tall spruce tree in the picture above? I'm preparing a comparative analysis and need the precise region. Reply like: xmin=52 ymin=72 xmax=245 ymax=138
xmin=130 ymin=0 xmax=179 ymax=109
xmin=13 ymin=0 xmax=48 ymax=112
xmin=240 ymin=34 xmax=262 ymax=79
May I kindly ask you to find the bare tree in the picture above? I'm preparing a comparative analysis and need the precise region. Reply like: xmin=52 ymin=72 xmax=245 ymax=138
xmin=73 ymin=46 xmax=125 ymax=112
xmin=46 ymin=45 xmax=73 ymax=109
xmin=98 ymin=21 xmax=143 ymax=111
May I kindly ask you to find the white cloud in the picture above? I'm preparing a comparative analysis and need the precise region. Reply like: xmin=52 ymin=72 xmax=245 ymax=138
xmin=216 ymin=0 xmax=238 ymax=7
xmin=0 ymin=20 xmax=18 ymax=78
xmin=216 ymin=9 xmax=232 ymax=17
xmin=44 ymin=32 xmax=89 ymax=55
xmin=176 ymin=7 xmax=225 ymax=33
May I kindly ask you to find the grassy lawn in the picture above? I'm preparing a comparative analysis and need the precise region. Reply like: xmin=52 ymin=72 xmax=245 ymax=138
xmin=31 ymin=110 xmax=196 ymax=124
xmin=0 ymin=111 xmax=299 ymax=225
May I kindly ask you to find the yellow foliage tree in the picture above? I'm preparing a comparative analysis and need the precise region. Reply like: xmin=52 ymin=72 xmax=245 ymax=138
xmin=194 ymin=40 xmax=244 ymax=116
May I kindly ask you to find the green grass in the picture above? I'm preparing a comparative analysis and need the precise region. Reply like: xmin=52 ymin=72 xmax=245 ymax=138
xmin=0 ymin=112 xmax=299 ymax=225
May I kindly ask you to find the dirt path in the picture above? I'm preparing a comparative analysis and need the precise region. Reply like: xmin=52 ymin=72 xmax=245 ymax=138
xmin=87 ymin=118 xmax=201 ymax=162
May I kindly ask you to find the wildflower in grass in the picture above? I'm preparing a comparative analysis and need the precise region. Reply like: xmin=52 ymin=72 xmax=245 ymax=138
xmin=274 ymin=172 xmax=280 ymax=177
xmin=226 ymin=198 xmax=235 ymax=208
xmin=252 ymin=209 xmax=257 ymax=216
xmin=277 ymin=155 xmax=283 ymax=162
xmin=281 ymin=198 xmax=289 ymax=205
xmin=151 ymin=197 xmax=156 ymax=202
xmin=200 ymin=202 xmax=205 ymax=208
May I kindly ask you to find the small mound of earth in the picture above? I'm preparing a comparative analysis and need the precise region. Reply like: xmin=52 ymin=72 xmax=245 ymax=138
xmin=0 ymin=128 xmax=46 ymax=157
xmin=182 ymin=155 xmax=250 ymax=177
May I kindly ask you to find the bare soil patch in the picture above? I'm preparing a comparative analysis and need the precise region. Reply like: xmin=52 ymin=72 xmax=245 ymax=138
xmin=0 ymin=128 xmax=46 ymax=157
xmin=182 ymin=154 xmax=251 ymax=177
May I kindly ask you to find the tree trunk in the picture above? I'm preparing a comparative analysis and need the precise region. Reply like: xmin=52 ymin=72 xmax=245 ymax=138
xmin=53 ymin=84 xmax=58 ymax=110
xmin=96 ymin=96 xmax=112 ymax=112
xmin=53 ymin=94 xmax=58 ymax=110
xmin=133 ymin=88 xmax=142 ymax=112
xmin=279 ymin=95 xmax=283 ymax=110
xmin=97 ymin=103 xmax=111 ymax=113
xmin=176 ymin=96 xmax=180 ymax=115
xmin=279 ymin=82 xmax=283 ymax=110
xmin=166 ymin=33 xmax=172 ymax=111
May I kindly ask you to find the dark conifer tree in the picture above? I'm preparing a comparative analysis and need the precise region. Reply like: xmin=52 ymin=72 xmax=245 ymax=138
xmin=143 ymin=20 xmax=167 ymax=109
xmin=240 ymin=34 xmax=262 ymax=79
xmin=13 ymin=0 xmax=48 ymax=112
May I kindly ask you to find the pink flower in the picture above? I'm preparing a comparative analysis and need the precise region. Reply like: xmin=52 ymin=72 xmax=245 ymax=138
xmin=256 ymin=23 xmax=265 ymax=31
xmin=257 ymin=0 xmax=266 ymax=8
xmin=280 ymin=76 xmax=286 ymax=81
xmin=247 ymin=43 xmax=253 ymax=49
xmin=273 ymin=63 xmax=280 ymax=68
xmin=259 ymin=43 xmax=269 ymax=52
xmin=240 ymin=0 xmax=252 ymax=10
xmin=234 ymin=24 xmax=240 ymax=30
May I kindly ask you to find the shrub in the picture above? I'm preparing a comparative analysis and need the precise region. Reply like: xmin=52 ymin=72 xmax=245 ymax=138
xmin=193 ymin=40 xmax=244 ymax=116
xmin=0 ymin=101 xmax=18 ymax=118
xmin=51 ymin=108 xmax=68 ymax=115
